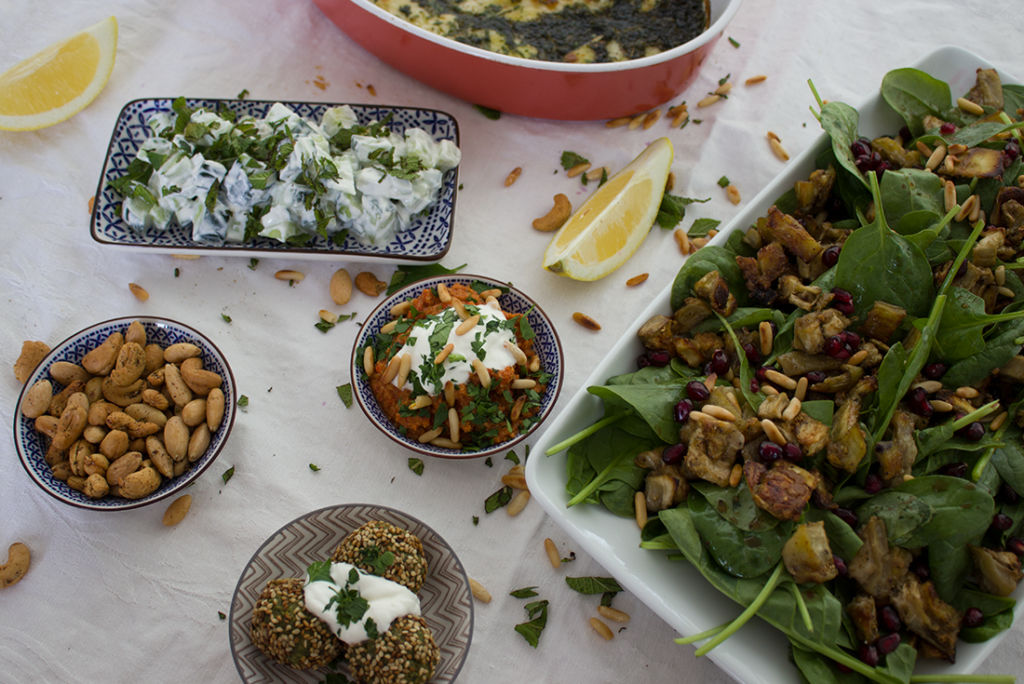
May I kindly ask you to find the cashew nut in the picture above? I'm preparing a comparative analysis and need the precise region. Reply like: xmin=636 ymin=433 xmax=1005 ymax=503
xmin=0 ymin=542 xmax=30 ymax=588
xmin=532 ymin=193 xmax=572 ymax=232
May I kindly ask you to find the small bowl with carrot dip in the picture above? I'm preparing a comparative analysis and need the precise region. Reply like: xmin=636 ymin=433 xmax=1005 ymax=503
xmin=352 ymin=275 xmax=563 ymax=459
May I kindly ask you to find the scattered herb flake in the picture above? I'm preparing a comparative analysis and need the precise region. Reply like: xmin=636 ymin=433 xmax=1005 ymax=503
xmin=728 ymin=36 xmax=740 ymax=48
xmin=510 ymin=586 xmax=539 ymax=598
xmin=387 ymin=263 xmax=466 ymax=295
xmin=514 ymin=599 xmax=549 ymax=648
xmin=237 ymin=395 xmax=249 ymax=410
xmin=560 ymin=150 xmax=589 ymax=170
xmin=484 ymin=485 xmax=513 ymax=513
xmin=247 ymin=257 xmax=259 ymax=270
xmin=473 ymin=104 xmax=501 ymax=120
xmin=408 ymin=457 xmax=424 ymax=476
xmin=218 ymin=611 xmax=226 ymax=620
xmin=565 ymin=576 xmax=623 ymax=594
xmin=484 ymin=457 xmax=493 ymax=468
xmin=336 ymin=383 xmax=353 ymax=408
xmin=221 ymin=313 xmax=232 ymax=324
xmin=688 ymin=217 xmax=722 ymax=237
xmin=360 ymin=545 xmax=396 ymax=575
xmin=221 ymin=465 xmax=235 ymax=484
xmin=173 ymin=268 xmax=180 ymax=278
xmin=656 ymin=193 xmax=709 ymax=229
xmin=309 ymin=463 xmax=321 ymax=472
xmin=237 ymin=89 xmax=250 ymax=100
xmin=315 ymin=319 xmax=336 ymax=333
xmin=718 ymin=73 xmax=731 ymax=86
xmin=717 ymin=175 xmax=731 ymax=187
xmin=505 ymin=450 xmax=520 ymax=465
xmin=472 ymin=515 xmax=479 ymax=526
xmin=600 ymin=591 xmax=619 ymax=607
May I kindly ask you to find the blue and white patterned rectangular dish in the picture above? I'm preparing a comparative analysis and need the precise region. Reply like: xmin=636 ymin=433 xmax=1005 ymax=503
xmin=90 ymin=98 xmax=459 ymax=261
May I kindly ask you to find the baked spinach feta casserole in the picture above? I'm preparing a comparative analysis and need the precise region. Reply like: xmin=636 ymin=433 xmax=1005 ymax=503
xmin=370 ymin=0 xmax=709 ymax=63
xmin=250 ymin=520 xmax=439 ymax=683
xmin=554 ymin=66 xmax=1024 ymax=680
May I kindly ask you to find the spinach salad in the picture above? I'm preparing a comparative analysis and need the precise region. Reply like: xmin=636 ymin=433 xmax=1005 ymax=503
xmin=549 ymin=66 xmax=1024 ymax=683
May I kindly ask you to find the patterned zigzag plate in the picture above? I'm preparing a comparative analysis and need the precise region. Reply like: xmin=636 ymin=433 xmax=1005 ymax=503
xmin=91 ymin=98 xmax=459 ymax=262
xmin=228 ymin=503 xmax=473 ymax=683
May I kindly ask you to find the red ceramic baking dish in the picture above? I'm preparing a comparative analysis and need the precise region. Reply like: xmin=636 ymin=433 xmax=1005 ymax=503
xmin=311 ymin=0 xmax=742 ymax=120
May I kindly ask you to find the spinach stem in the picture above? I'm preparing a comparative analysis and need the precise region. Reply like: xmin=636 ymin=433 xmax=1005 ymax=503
xmin=789 ymin=582 xmax=813 ymax=633
xmin=971 ymin=400 xmax=1010 ymax=483
xmin=694 ymin=563 xmax=784 ymax=657
xmin=673 ymin=621 xmax=727 ymax=645
xmin=565 ymin=447 xmax=627 ymax=507
xmin=952 ymin=400 xmax=1000 ymax=431
xmin=787 ymin=631 xmax=902 ymax=684
xmin=939 ymin=219 xmax=986 ymax=297
xmin=544 ymin=412 xmax=624 ymax=456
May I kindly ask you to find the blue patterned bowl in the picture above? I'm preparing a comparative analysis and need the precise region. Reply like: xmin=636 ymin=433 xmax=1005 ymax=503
xmin=13 ymin=317 xmax=236 ymax=511
xmin=91 ymin=98 xmax=459 ymax=262
xmin=351 ymin=275 xmax=563 ymax=459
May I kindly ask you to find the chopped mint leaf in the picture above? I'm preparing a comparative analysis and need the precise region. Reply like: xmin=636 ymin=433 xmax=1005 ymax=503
xmin=336 ymin=383 xmax=353 ymax=408
xmin=688 ymin=217 xmax=721 ymax=237
xmin=221 ymin=313 xmax=232 ymax=324
xmin=565 ymin=576 xmax=623 ymax=594
xmin=510 ymin=586 xmax=539 ymax=598
xmin=408 ymin=458 xmax=424 ymax=476
xmin=728 ymin=36 xmax=740 ymax=48
xmin=473 ymin=104 xmax=501 ymax=120
xmin=307 ymin=560 xmax=333 ymax=583
xmin=514 ymin=599 xmax=549 ymax=648
xmin=221 ymin=465 xmax=235 ymax=484
xmin=717 ymin=175 xmax=731 ymax=187
xmin=247 ymin=258 xmax=259 ymax=270
xmin=309 ymin=463 xmax=321 ymax=472
xmin=237 ymin=395 xmax=249 ymax=411
xmin=560 ymin=151 xmax=589 ymax=170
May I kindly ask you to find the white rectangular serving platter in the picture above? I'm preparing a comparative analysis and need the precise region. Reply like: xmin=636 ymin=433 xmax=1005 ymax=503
xmin=526 ymin=46 xmax=1023 ymax=684
xmin=90 ymin=98 xmax=459 ymax=262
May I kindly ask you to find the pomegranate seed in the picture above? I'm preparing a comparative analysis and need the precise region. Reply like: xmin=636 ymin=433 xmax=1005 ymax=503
xmin=831 ymin=288 xmax=855 ymax=315
xmin=876 ymin=633 xmax=901 ymax=656
xmin=850 ymin=138 xmax=872 ymax=158
xmin=962 ymin=607 xmax=984 ymax=628
xmin=742 ymin=342 xmax=761 ymax=364
xmin=940 ymin=122 xmax=957 ymax=135
xmin=662 ymin=443 xmax=686 ymax=465
xmin=907 ymin=387 xmax=933 ymax=417
xmin=841 ymin=330 xmax=861 ymax=347
xmin=647 ymin=349 xmax=671 ymax=367
xmin=637 ymin=354 xmax=652 ymax=369
xmin=833 ymin=555 xmax=848 ymax=577
xmin=686 ymin=381 xmax=710 ymax=402
xmin=1000 ymin=484 xmax=1020 ymax=504
xmin=755 ymin=366 xmax=770 ymax=382
xmin=992 ymin=512 xmax=1013 ymax=531
xmin=749 ymin=377 xmax=760 ymax=393
xmin=834 ymin=507 xmax=858 ymax=528
xmin=899 ymin=125 xmax=912 ymax=142
xmin=864 ymin=474 xmax=883 ymax=494
xmin=674 ymin=399 xmax=694 ymax=423
xmin=805 ymin=370 xmax=827 ymax=385
xmin=923 ymin=362 xmax=947 ymax=379
xmin=710 ymin=349 xmax=730 ymax=374
xmin=825 ymin=336 xmax=852 ymax=360
xmin=1007 ymin=537 xmax=1024 ymax=556
xmin=937 ymin=461 xmax=968 ymax=478
xmin=879 ymin=605 xmax=901 ymax=633
xmin=858 ymin=643 xmax=880 ymax=667
xmin=912 ymin=559 xmax=930 ymax=581
xmin=1005 ymin=140 xmax=1021 ymax=162
xmin=784 ymin=443 xmax=803 ymax=462
xmin=958 ymin=421 xmax=985 ymax=441
xmin=822 ymin=244 xmax=841 ymax=267
xmin=759 ymin=441 xmax=784 ymax=463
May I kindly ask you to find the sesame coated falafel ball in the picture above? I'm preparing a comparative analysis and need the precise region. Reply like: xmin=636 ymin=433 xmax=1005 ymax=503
xmin=347 ymin=615 xmax=440 ymax=684
xmin=331 ymin=520 xmax=428 ymax=593
xmin=250 ymin=578 xmax=344 ymax=670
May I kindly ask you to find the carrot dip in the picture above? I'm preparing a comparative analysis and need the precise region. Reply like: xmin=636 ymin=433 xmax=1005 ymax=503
xmin=364 ymin=282 xmax=550 ymax=450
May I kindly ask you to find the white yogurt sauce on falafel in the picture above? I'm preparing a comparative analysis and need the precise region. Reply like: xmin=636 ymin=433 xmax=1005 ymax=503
xmin=304 ymin=562 xmax=421 ymax=644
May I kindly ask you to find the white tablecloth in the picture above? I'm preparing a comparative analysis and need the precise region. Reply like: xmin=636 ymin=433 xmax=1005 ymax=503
xmin=2 ymin=1 xmax=1022 ymax=682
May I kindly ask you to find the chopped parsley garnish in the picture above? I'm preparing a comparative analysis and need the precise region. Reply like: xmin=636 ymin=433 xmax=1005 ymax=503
xmin=221 ymin=465 xmax=235 ymax=484
xmin=718 ymin=73 xmax=731 ymax=86
xmin=359 ymin=545 xmax=396 ymax=575
xmin=218 ymin=611 xmax=226 ymax=620
xmin=236 ymin=89 xmax=250 ymax=100
xmin=174 ymin=268 xmax=180 ymax=278
xmin=484 ymin=457 xmax=494 ymax=468
xmin=560 ymin=150 xmax=589 ymax=170
xmin=237 ymin=395 xmax=249 ymax=410
xmin=728 ymin=36 xmax=740 ymax=48
xmin=505 ymin=450 xmax=521 ymax=465
xmin=309 ymin=463 xmax=321 ymax=472
xmin=473 ymin=104 xmax=501 ymax=120
xmin=408 ymin=458 xmax=425 ymax=476
xmin=336 ymin=383 xmax=353 ymax=408
xmin=221 ymin=313 xmax=232 ymax=323
xmin=247 ymin=258 xmax=259 ymax=270
xmin=717 ymin=175 xmax=731 ymax=187
xmin=472 ymin=515 xmax=479 ymax=526
xmin=386 ymin=262 xmax=465 ymax=295
xmin=324 ymin=568 xmax=370 ymax=629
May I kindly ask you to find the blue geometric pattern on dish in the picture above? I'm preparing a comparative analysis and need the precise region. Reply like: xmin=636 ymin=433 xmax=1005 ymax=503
xmin=91 ymin=98 xmax=459 ymax=260
xmin=13 ymin=317 xmax=236 ymax=511
xmin=351 ymin=275 xmax=563 ymax=459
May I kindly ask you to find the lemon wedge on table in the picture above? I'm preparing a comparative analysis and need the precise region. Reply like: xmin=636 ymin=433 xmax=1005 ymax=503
xmin=0 ymin=16 xmax=118 ymax=131
xmin=542 ymin=137 xmax=674 ymax=281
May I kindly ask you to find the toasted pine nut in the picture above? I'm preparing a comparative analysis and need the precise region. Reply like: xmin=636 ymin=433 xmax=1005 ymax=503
xmin=764 ymin=369 xmax=797 ymax=390
xmin=380 ymin=319 xmax=397 ymax=334
xmin=671 ymin=109 xmax=689 ymax=127
xmin=628 ymin=112 xmax=647 ymax=129
xmin=567 ymin=161 xmax=591 ymax=178
xmin=728 ymin=463 xmax=743 ymax=488
xmin=390 ymin=300 xmax=412 ymax=317
xmin=479 ymin=288 xmax=504 ymax=299
xmin=996 ymin=265 xmax=1007 ymax=286
xmin=511 ymin=378 xmax=537 ymax=390
xmin=501 ymin=470 xmax=528 ymax=490
xmin=506 ymin=489 xmax=530 ymax=516
xmin=913 ymin=380 xmax=943 ymax=393
xmin=702 ymin=405 xmax=736 ymax=422
xmin=598 ymin=605 xmax=631 ymax=623
xmin=759 ymin=321 xmax=774 ymax=357
xmin=409 ymin=395 xmax=433 ymax=410
xmin=948 ymin=143 xmax=969 ymax=155
xmin=504 ymin=166 xmax=523 ymax=186
xmin=943 ymin=180 xmax=957 ymax=212
xmin=725 ymin=184 xmax=741 ymax=205
xmin=794 ymin=376 xmax=808 ymax=401
xmin=363 ymin=346 xmax=375 ymax=378
xmin=957 ymin=97 xmax=985 ymax=116
xmin=782 ymin=398 xmax=802 ymax=422
xmin=642 ymin=110 xmax=661 ymax=129
xmin=171 ymin=254 xmax=201 ymax=260
xmin=762 ymin=384 xmax=780 ymax=396
xmin=634 ymin=491 xmax=648 ymax=529
xmin=691 ymin=237 xmax=709 ymax=250
xmin=485 ymin=295 xmax=501 ymax=308
xmin=472 ymin=359 xmax=491 ymax=388
xmin=544 ymin=538 xmax=561 ymax=568
xmin=573 ymin=312 xmax=601 ymax=330
xmin=956 ymin=195 xmax=978 ymax=222
xmin=448 ymin=407 xmax=460 ymax=443
xmin=703 ymin=373 xmax=717 ymax=391
xmin=931 ymin=400 xmax=954 ymax=412
xmin=469 ymin=577 xmax=492 ymax=603
xmin=418 ymin=426 xmax=443 ymax=443
xmin=505 ymin=342 xmax=528 ymax=366
xmin=585 ymin=166 xmax=607 ymax=182
xmin=768 ymin=136 xmax=790 ymax=161
xmin=455 ymin=315 xmax=479 ymax=336
xmin=444 ymin=380 xmax=455 ymax=406
xmin=128 ymin=283 xmax=149 ymax=302
xmin=991 ymin=411 xmax=1009 ymax=431
xmin=395 ymin=353 xmax=413 ymax=387
xmin=451 ymin=298 xmax=469 ymax=320
xmin=715 ymin=82 xmax=732 ymax=96
xmin=673 ymin=228 xmax=692 ymax=255
xmin=510 ymin=394 xmax=527 ymax=422
xmin=626 ymin=273 xmax=649 ymax=287
xmin=606 ymin=116 xmax=632 ymax=128
xmin=969 ymin=197 xmax=982 ymax=223
xmin=430 ymin=437 xmax=462 ymax=449
xmin=744 ymin=75 xmax=767 ymax=86
xmin=382 ymin=354 xmax=402 ymax=383
xmin=274 ymin=269 xmax=305 ymax=282
xmin=761 ymin=418 xmax=787 ymax=445
xmin=915 ymin=140 xmax=933 ymax=156
xmin=590 ymin=617 xmax=614 ymax=640
xmin=956 ymin=386 xmax=980 ymax=399
xmin=848 ymin=349 xmax=868 ymax=365
xmin=437 ymin=282 xmax=452 ymax=303
xmin=528 ymin=355 xmax=541 ymax=373
xmin=697 ymin=94 xmax=721 ymax=108
xmin=320 ymin=309 xmax=340 ymax=324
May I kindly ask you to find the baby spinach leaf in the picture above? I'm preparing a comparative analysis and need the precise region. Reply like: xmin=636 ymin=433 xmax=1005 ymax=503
xmin=588 ymin=384 xmax=682 ymax=444
xmin=929 ymin=538 xmax=973 ymax=605
xmin=891 ymin=475 xmax=994 ymax=548
xmin=880 ymin=67 xmax=957 ymax=136
xmin=692 ymin=307 xmax=784 ymax=334
xmin=933 ymin=287 xmax=1024 ymax=362
xmin=669 ymin=245 xmax=745 ymax=310
xmin=880 ymin=168 xmax=946 ymax=226
xmin=818 ymin=100 xmax=867 ymax=189
xmin=800 ymin=400 xmax=835 ymax=426
xmin=689 ymin=495 xmax=790 ymax=578
xmin=565 ymin=424 xmax=656 ymax=508
xmin=960 ymin=608 xmax=1015 ymax=643
xmin=691 ymin=481 xmax=779 ymax=532
xmin=855 ymin=491 xmax=933 ymax=546
xmin=991 ymin=426 xmax=1024 ymax=495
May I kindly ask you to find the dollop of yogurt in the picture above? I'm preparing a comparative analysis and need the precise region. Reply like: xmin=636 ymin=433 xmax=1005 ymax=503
xmin=303 ymin=562 xmax=421 ymax=644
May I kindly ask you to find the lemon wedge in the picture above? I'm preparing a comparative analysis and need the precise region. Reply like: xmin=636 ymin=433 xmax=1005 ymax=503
xmin=543 ymin=137 xmax=674 ymax=281
xmin=0 ymin=16 xmax=118 ymax=131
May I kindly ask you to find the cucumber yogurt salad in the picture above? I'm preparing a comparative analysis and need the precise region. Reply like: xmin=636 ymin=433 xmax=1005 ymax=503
xmin=109 ymin=99 xmax=460 ymax=247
